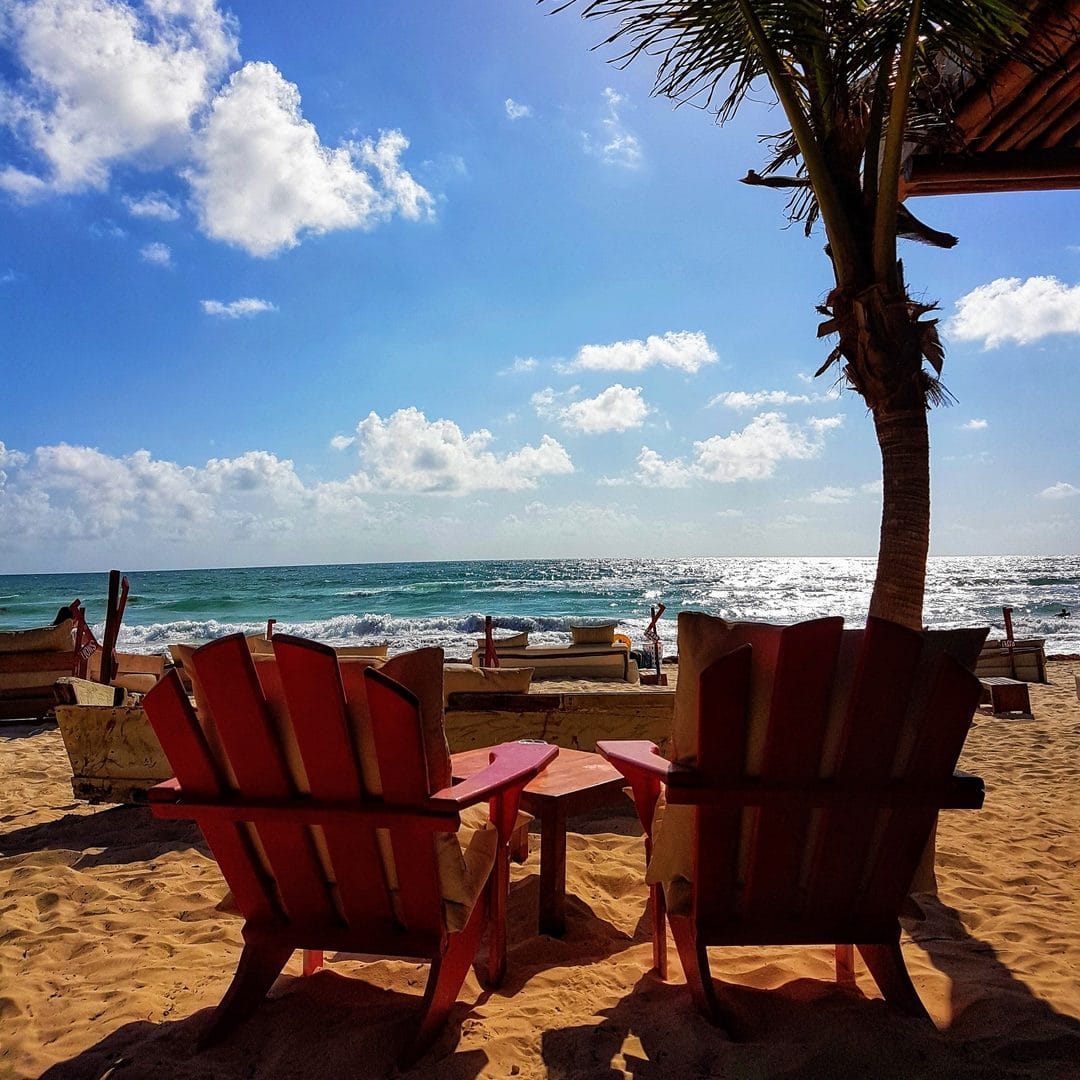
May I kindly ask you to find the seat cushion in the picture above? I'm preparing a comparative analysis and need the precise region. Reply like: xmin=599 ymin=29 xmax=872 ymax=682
xmin=570 ymin=623 xmax=617 ymax=645
xmin=443 ymin=664 xmax=533 ymax=702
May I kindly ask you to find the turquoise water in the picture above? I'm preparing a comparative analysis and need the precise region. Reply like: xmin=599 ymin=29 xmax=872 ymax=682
xmin=0 ymin=556 xmax=1077 ymax=657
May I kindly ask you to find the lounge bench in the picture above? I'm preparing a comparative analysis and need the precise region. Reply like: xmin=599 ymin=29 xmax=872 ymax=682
xmin=469 ymin=644 xmax=639 ymax=682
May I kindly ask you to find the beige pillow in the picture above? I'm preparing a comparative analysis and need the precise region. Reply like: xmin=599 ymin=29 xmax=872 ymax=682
xmin=380 ymin=647 xmax=451 ymax=790
xmin=443 ymin=664 xmax=533 ymax=703
xmin=570 ymin=623 xmax=617 ymax=645
xmin=0 ymin=619 xmax=75 ymax=655
xmin=474 ymin=631 xmax=529 ymax=651
xmin=335 ymin=644 xmax=390 ymax=659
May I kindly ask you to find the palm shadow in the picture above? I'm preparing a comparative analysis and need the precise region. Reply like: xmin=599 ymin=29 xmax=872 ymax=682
xmin=540 ymin=897 xmax=1080 ymax=1079
xmin=905 ymin=894 xmax=1080 ymax=1072
xmin=0 ymin=803 xmax=207 ymax=866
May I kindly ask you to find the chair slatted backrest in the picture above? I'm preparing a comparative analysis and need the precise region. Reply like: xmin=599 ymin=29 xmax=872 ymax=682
xmin=692 ymin=617 xmax=983 ymax=943
xmin=145 ymin=633 xmax=448 ymax=949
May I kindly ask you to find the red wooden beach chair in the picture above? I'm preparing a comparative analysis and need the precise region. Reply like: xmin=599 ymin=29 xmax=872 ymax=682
xmin=142 ymin=633 xmax=556 ymax=1064
xmin=598 ymin=614 xmax=986 ymax=1026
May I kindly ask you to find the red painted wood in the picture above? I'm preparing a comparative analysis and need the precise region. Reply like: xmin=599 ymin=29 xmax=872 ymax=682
xmin=142 ymin=671 xmax=274 ymax=923
xmin=273 ymin=635 xmax=396 ymax=929
xmin=694 ymin=646 xmax=751 ymax=927
xmin=193 ymin=635 xmax=333 ymax=928
xmin=741 ymin=618 xmax=844 ymax=918
xmin=144 ymin=633 xmax=563 ymax=1055
xmin=363 ymin=667 xmax=444 ymax=940
xmin=804 ymin=618 xmax=923 ymax=921
xmin=863 ymin=656 xmax=983 ymax=911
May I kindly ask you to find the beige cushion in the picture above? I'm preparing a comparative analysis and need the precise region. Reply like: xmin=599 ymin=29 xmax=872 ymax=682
xmin=380 ymin=647 xmax=451 ymax=790
xmin=443 ymin=664 xmax=534 ymax=703
xmin=0 ymin=619 xmax=75 ymax=655
xmin=474 ymin=631 xmax=529 ymax=651
xmin=112 ymin=673 xmax=160 ymax=695
xmin=570 ymin=623 xmax=617 ymax=645
xmin=335 ymin=644 xmax=389 ymax=659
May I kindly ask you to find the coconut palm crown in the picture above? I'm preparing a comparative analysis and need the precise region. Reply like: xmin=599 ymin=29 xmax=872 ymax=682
xmin=550 ymin=0 xmax=1064 ymax=627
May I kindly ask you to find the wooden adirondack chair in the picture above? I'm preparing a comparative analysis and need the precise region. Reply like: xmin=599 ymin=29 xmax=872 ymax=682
xmin=142 ymin=633 xmax=557 ymax=1064
xmin=597 ymin=614 xmax=987 ymax=1027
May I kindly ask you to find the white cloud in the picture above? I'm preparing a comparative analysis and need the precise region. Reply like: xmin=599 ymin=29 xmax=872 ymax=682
xmin=567 ymin=330 xmax=717 ymax=374
xmin=329 ymin=434 xmax=355 ymax=451
xmin=946 ymin=276 xmax=1080 ymax=348
xmin=1039 ymin=481 xmax=1079 ymax=499
xmin=630 ymin=412 xmax=841 ymax=488
xmin=123 ymin=191 xmax=180 ymax=220
xmin=504 ymin=98 xmax=531 ymax=120
xmin=139 ymin=241 xmax=171 ymax=266
xmin=187 ymin=62 xmax=433 ymax=256
xmin=0 ymin=0 xmax=238 ymax=195
xmin=346 ymin=407 xmax=573 ymax=493
xmin=808 ymin=485 xmax=855 ymax=504
xmin=963 ymin=418 xmax=988 ymax=430
xmin=0 ymin=3 xmax=434 ymax=258
xmin=501 ymin=357 xmax=538 ymax=375
xmin=635 ymin=447 xmax=695 ymax=488
xmin=201 ymin=296 xmax=276 ymax=318
xmin=0 ymin=414 xmax=575 ymax=560
xmin=583 ymin=87 xmax=642 ymax=168
xmin=712 ymin=390 xmax=812 ymax=410
xmin=556 ymin=384 xmax=649 ymax=434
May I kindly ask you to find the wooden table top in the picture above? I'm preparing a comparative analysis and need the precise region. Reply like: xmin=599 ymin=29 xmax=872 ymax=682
xmin=451 ymin=744 xmax=624 ymax=803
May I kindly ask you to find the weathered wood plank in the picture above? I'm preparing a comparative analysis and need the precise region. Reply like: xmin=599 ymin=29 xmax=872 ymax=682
xmin=445 ymin=689 xmax=675 ymax=753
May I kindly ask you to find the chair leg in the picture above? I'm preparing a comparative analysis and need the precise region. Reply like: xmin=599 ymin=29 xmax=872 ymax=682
xmin=835 ymin=944 xmax=856 ymax=988
xmin=856 ymin=941 xmax=933 ymax=1022
xmin=668 ymin=914 xmax=725 ymax=1025
xmin=650 ymin=883 xmax=668 ymax=980
xmin=487 ymin=849 xmax=510 ymax=987
xmin=401 ymin=894 xmax=487 ymax=1069
xmin=199 ymin=940 xmax=293 ymax=1048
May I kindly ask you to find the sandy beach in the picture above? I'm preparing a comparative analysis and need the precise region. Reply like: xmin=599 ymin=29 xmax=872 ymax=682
xmin=2 ymin=660 xmax=1078 ymax=1079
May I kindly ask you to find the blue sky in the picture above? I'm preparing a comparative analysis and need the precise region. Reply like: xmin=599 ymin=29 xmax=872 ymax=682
xmin=1 ymin=0 xmax=1077 ymax=574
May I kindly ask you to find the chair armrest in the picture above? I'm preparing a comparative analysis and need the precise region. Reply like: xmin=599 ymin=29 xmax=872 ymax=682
xmin=596 ymin=740 xmax=671 ymax=778
xmin=595 ymin=740 xmax=674 ymax=833
xmin=148 ymin=777 xmax=181 ymax=803
xmin=431 ymin=741 xmax=558 ymax=808
xmin=664 ymin=770 xmax=986 ymax=810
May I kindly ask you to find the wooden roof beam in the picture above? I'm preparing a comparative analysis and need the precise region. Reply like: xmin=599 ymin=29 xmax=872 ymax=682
xmin=901 ymin=149 xmax=1080 ymax=197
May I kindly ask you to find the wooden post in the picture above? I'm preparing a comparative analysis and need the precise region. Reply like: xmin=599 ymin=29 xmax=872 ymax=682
xmin=1002 ymin=606 xmax=1016 ymax=679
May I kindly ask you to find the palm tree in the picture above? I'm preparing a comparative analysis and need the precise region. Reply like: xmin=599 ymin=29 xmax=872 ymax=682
xmin=549 ymin=0 xmax=1060 ymax=628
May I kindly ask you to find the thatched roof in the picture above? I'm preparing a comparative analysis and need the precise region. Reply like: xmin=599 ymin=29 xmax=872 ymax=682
xmin=901 ymin=0 xmax=1080 ymax=197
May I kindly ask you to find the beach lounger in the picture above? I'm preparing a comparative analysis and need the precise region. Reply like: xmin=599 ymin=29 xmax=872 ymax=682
xmin=597 ymin=613 xmax=987 ymax=1027
xmin=141 ymin=634 xmax=556 ymax=1064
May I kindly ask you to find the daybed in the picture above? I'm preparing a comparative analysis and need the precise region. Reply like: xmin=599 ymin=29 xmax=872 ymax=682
xmin=469 ymin=624 xmax=640 ymax=682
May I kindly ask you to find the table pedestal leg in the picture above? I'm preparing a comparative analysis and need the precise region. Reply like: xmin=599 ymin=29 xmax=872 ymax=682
xmin=538 ymin=801 xmax=567 ymax=936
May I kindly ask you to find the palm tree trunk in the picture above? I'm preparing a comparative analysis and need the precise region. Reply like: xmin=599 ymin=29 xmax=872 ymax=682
xmin=869 ymin=408 xmax=929 ymax=630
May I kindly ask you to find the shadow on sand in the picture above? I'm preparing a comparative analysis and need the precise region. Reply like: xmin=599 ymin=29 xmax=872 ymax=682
xmin=540 ymin=896 xmax=1080 ymax=1079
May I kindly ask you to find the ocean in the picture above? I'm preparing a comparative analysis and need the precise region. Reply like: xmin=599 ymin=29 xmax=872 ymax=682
xmin=1 ymin=556 xmax=1077 ymax=658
